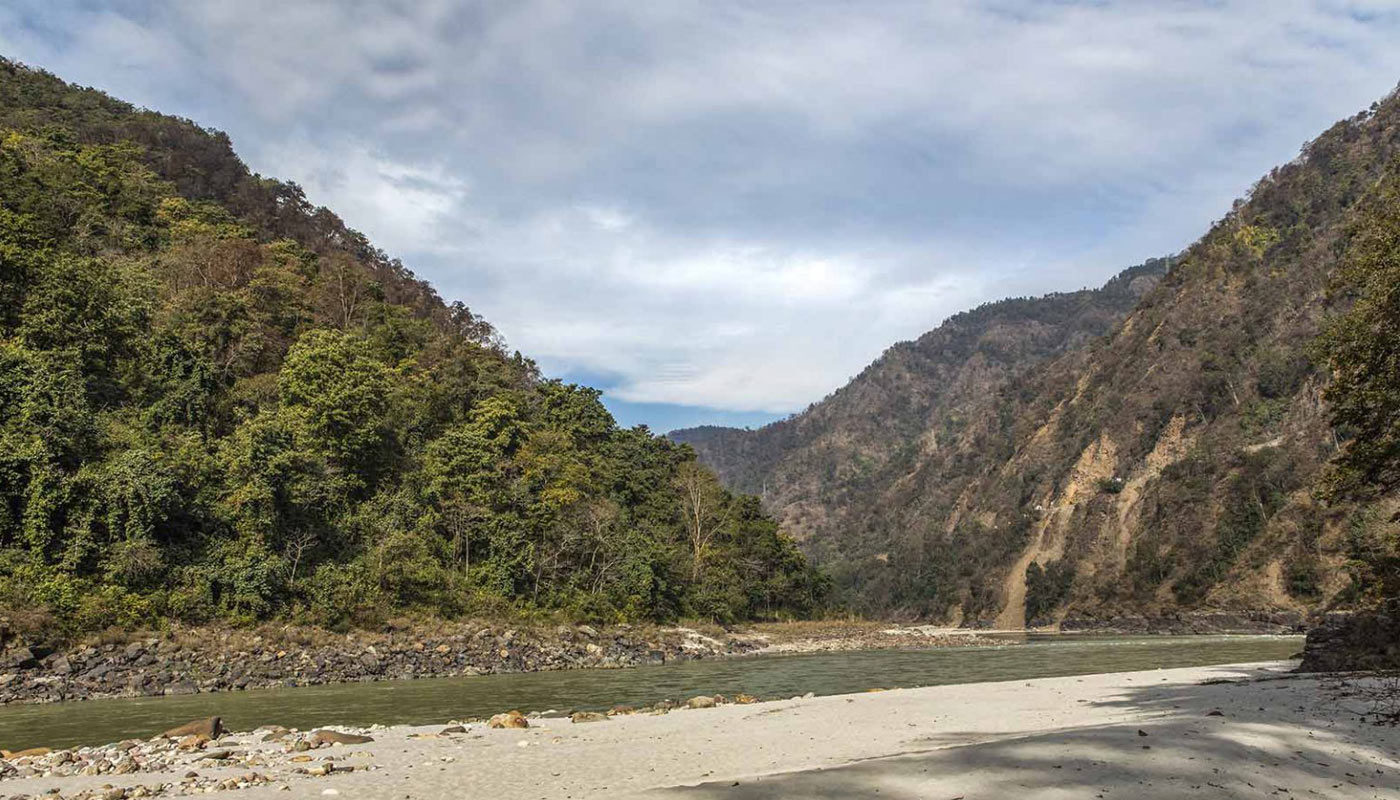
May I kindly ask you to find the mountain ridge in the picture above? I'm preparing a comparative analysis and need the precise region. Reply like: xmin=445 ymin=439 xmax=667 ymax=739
xmin=670 ymin=257 xmax=1170 ymax=544
xmin=673 ymin=84 xmax=1400 ymax=626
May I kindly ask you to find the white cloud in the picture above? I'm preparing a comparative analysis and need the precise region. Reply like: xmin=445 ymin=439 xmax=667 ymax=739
xmin=255 ymin=141 xmax=472 ymax=258
xmin=6 ymin=1 xmax=1400 ymax=420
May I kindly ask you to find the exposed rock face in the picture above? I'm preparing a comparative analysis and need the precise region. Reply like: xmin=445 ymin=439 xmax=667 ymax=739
xmin=0 ymin=624 xmax=760 ymax=706
xmin=1298 ymin=609 xmax=1400 ymax=672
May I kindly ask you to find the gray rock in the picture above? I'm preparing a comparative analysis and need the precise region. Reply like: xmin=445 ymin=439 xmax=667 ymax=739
xmin=3 ymin=647 xmax=42 ymax=670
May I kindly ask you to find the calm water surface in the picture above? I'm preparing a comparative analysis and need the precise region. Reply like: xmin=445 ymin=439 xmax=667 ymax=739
xmin=0 ymin=633 xmax=1301 ymax=750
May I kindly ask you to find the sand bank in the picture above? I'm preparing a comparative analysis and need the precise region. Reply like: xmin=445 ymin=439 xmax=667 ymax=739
xmin=4 ymin=661 xmax=1397 ymax=799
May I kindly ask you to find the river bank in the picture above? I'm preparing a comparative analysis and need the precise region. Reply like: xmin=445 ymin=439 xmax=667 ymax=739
xmin=1059 ymin=609 xmax=1307 ymax=635
xmin=0 ymin=621 xmax=994 ymax=706
xmin=2 ymin=661 xmax=1394 ymax=800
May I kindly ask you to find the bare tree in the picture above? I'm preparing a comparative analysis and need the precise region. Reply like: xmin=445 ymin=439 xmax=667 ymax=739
xmin=323 ymin=254 xmax=370 ymax=330
xmin=283 ymin=529 xmax=318 ymax=589
xmin=442 ymin=500 xmax=486 ymax=579
xmin=675 ymin=462 xmax=728 ymax=581
xmin=581 ymin=500 xmax=622 ymax=595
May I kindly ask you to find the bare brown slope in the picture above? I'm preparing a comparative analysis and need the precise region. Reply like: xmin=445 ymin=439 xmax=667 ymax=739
xmin=677 ymin=85 xmax=1400 ymax=625
xmin=670 ymin=261 xmax=1166 ymax=546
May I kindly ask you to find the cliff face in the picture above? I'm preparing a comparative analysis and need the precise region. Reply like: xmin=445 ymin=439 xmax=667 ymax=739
xmin=675 ymin=86 xmax=1400 ymax=626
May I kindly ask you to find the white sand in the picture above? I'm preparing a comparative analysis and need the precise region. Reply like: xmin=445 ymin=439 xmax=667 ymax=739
xmin=8 ymin=661 xmax=1400 ymax=799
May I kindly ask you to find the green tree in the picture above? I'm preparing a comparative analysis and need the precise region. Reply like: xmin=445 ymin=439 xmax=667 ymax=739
xmin=1320 ymin=170 xmax=1400 ymax=498
xmin=1319 ymin=166 xmax=1400 ymax=605
xmin=278 ymin=330 xmax=392 ymax=475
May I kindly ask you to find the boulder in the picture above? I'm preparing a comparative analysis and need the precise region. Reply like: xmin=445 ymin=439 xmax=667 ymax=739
xmin=162 ymin=717 xmax=223 ymax=740
xmin=439 ymin=725 xmax=467 ymax=735
xmin=570 ymin=711 xmax=609 ymax=723
xmin=2 ymin=647 xmax=42 ymax=670
xmin=1299 ymin=609 xmax=1400 ymax=672
xmin=309 ymin=730 xmax=374 ymax=746
xmin=487 ymin=711 xmax=529 ymax=729
xmin=686 ymin=695 xmax=717 ymax=709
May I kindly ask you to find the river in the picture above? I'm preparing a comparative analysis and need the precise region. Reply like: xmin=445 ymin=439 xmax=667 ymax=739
xmin=0 ymin=633 xmax=1302 ymax=751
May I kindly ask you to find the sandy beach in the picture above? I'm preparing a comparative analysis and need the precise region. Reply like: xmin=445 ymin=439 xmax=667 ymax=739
xmin=4 ymin=661 xmax=1398 ymax=800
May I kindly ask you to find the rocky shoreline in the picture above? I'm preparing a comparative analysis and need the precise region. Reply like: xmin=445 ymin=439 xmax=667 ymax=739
xmin=0 ymin=621 xmax=1000 ymax=707
xmin=0 ymin=694 xmax=798 ymax=800
xmin=0 ymin=623 xmax=767 ymax=707
xmin=1297 ymin=607 xmax=1400 ymax=672
xmin=1058 ymin=610 xmax=1308 ymax=635
xmin=0 ymin=610 xmax=1311 ymax=710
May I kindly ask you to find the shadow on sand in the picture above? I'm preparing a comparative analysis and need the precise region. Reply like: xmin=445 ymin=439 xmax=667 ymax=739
xmin=657 ymin=669 xmax=1400 ymax=799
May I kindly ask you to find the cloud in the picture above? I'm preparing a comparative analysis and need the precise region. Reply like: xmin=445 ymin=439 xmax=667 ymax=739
xmin=5 ymin=1 xmax=1400 ymax=423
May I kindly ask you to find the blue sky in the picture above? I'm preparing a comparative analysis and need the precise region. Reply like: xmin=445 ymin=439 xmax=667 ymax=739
xmin=5 ymin=1 xmax=1400 ymax=432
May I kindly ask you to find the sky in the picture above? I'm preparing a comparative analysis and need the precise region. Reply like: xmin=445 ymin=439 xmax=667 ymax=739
xmin=4 ymin=1 xmax=1400 ymax=432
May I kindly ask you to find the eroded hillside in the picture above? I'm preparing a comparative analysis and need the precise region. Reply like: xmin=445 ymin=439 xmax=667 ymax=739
xmin=676 ymin=86 xmax=1400 ymax=626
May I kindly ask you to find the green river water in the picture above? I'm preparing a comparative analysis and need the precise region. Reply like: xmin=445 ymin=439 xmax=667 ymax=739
xmin=0 ymin=633 xmax=1302 ymax=751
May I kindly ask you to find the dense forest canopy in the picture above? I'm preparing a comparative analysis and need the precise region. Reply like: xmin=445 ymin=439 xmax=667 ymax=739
xmin=0 ymin=59 xmax=826 ymax=634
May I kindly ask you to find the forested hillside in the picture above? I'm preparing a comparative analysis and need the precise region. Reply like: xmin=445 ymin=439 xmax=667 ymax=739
xmin=0 ymin=59 xmax=825 ymax=635
xmin=676 ymin=86 xmax=1400 ymax=627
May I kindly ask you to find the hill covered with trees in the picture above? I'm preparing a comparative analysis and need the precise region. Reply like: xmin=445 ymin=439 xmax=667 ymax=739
xmin=0 ymin=59 xmax=826 ymax=636
xmin=675 ymin=86 xmax=1400 ymax=627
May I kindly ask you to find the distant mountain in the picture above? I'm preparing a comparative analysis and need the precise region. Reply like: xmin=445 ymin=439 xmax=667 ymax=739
xmin=674 ymin=85 xmax=1400 ymax=626
xmin=0 ymin=58 xmax=824 ymax=636
xmin=671 ymin=257 xmax=1168 ymax=540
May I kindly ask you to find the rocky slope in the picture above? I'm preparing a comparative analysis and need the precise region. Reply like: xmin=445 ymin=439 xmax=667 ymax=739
xmin=672 ymin=259 xmax=1168 ymax=546
xmin=675 ymin=85 xmax=1400 ymax=626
